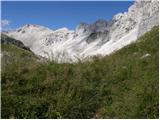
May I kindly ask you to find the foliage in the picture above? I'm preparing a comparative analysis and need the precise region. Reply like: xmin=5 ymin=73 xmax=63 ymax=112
xmin=1 ymin=26 xmax=159 ymax=118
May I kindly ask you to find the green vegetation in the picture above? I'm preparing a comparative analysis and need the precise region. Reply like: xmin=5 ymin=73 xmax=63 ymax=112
xmin=1 ymin=26 xmax=159 ymax=118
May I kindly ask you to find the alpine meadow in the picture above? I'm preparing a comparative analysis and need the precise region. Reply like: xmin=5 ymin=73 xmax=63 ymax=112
xmin=1 ymin=0 xmax=159 ymax=119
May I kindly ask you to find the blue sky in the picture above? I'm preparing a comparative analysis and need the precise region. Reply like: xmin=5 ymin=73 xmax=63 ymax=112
xmin=2 ymin=1 xmax=134 ymax=30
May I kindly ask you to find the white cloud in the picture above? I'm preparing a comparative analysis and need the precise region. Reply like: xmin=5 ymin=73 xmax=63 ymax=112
xmin=1 ymin=19 xmax=11 ymax=27
xmin=1 ymin=19 xmax=12 ymax=31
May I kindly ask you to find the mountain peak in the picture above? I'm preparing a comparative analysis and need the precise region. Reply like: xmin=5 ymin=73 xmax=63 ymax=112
xmin=54 ymin=27 xmax=69 ymax=33
xmin=22 ymin=24 xmax=45 ymax=29
xmin=94 ymin=19 xmax=107 ymax=24
xmin=90 ymin=19 xmax=108 ymax=32
xmin=15 ymin=24 xmax=53 ymax=33
xmin=75 ymin=22 xmax=90 ymax=35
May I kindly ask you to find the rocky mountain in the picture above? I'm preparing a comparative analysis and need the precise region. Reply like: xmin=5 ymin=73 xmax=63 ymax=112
xmin=4 ymin=0 xmax=159 ymax=62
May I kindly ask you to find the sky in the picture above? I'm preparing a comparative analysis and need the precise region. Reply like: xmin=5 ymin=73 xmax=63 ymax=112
xmin=1 ymin=1 xmax=134 ymax=30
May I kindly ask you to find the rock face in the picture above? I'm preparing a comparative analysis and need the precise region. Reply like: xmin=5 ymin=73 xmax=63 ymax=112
xmin=1 ymin=34 xmax=31 ymax=51
xmin=137 ymin=0 xmax=159 ymax=37
xmin=4 ymin=0 xmax=159 ymax=62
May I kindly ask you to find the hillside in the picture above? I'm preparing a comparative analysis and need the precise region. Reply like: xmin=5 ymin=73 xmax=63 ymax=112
xmin=1 ymin=34 xmax=38 ymax=69
xmin=1 ymin=26 xmax=159 ymax=118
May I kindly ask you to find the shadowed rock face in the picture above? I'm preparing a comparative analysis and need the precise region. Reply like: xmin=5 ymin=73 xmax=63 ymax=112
xmin=75 ymin=19 xmax=108 ymax=36
xmin=86 ymin=31 xmax=109 ymax=44
xmin=1 ymin=34 xmax=31 ymax=51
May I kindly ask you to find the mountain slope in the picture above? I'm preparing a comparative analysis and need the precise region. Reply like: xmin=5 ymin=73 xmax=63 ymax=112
xmin=4 ymin=0 xmax=159 ymax=62
xmin=1 ymin=34 xmax=38 ymax=69
xmin=2 ymin=26 xmax=159 ymax=119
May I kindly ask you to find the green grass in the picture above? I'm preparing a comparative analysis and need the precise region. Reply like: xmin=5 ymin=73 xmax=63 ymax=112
xmin=1 ymin=26 xmax=159 ymax=118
